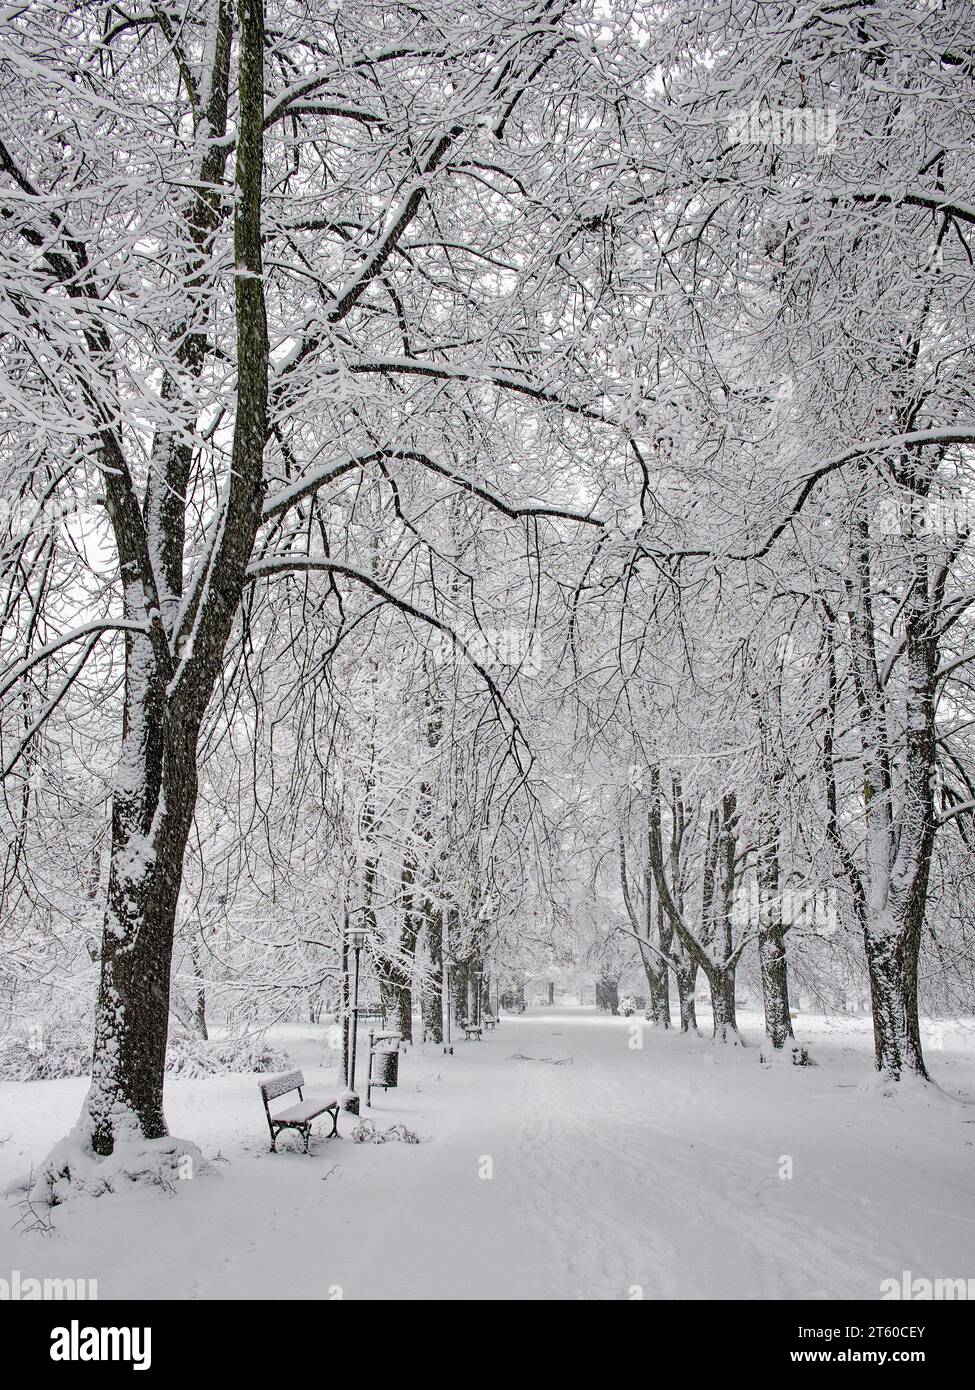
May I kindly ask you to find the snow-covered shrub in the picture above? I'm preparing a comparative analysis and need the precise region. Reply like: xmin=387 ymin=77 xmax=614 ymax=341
xmin=164 ymin=1031 xmax=294 ymax=1077
xmin=0 ymin=1022 xmax=293 ymax=1081
xmin=0 ymin=1021 xmax=91 ymax=1081
xmin=759 ymin=1040 xmax=817 ymax=1068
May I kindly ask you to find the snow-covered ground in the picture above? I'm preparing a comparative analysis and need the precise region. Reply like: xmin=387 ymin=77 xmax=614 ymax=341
xmin=1 ymin=1007 xmax=973 ymax=1300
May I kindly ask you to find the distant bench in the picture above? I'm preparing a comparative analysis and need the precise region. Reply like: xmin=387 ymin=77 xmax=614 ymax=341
xmin=482 ymin=1015 xmax=497 ymax=1031
xmin=461 ymin=1020 xmax=482 ymax=1041
xmin=260 ymin=1069 xmax=340 ymax=1154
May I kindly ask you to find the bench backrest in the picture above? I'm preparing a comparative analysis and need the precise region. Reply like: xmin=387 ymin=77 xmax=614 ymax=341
xmin=260 ymin=1069 xmax=304 ymax=1103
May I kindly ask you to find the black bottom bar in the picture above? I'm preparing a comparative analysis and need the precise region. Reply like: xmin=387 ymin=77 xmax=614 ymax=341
xmin=4 ymin=1298 xmax=968 ymax=1375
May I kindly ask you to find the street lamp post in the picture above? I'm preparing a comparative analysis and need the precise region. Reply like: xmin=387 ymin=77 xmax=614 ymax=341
xmin=473 ymin=970 xmax=484 ymax=1028
xmin=443 ymin=959 xmax=453 ymax=1055
xmin=346 ymin=925 xmax=368 ymax=1113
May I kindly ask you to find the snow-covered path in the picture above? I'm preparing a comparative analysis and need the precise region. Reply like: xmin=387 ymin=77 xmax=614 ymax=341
xmin=457 ymin=1009 xmax=975 ymax=1300
xmin=2 ymin=1007 xmax=973 ymax=1299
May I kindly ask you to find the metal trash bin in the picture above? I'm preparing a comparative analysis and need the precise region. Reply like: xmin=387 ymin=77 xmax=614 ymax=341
xmin=366 ymin=1030 xmax=401 ymax=1106
xmin=374 ymin=1046 xmax=399 ymax=1089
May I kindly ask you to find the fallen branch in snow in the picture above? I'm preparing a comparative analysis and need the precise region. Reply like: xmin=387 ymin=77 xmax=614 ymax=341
xmin=351 ymin=1120 xmax=423 ymax=1145
xmin=507 ymin=1052 xmax=575 ymax=1066
xmin=12 ymin=1166 xmax=55 ymax=1236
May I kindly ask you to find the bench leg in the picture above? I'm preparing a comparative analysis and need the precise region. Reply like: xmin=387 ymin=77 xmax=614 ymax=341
xmin=302 ymin=1125 xmax=311 ymax=1155
xmin=269 ymin=1127 xmax=279 ymax=1154
xmin=326 ymin=1108 xmax=339 ymax=1139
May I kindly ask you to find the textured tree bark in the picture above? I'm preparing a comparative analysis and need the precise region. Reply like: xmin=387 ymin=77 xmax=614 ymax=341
xmin=394 ymin=981 xmax=414 ymax=1042
xmin=661 ymin=775 xmax=698 ymax=1031
xmin=442 ymin=903 xmax=469 ymax=1028
xmin=648 ymin=773 xmax=742 ymax=1042
xmin=757 ymin=806 xmax=794 ymax=1050
xmin=619 ymin=825 xmax=671 ymax=1026
xmin=376 ymin=851 xmax=418 ymax=1043
xmin=377 ymin=962 xmax=414 ymax=1043
xmin=73 ymin=0 xmax=268 ymax=1159
xmin=418 ymin=677 xmax=444 ymax=1042
xmin=844 ymin=506 xmax=935 ymax=1081
xmin=420 ymin=905 xmax=444 ymax=1043
xmin=758 ymin=925 xmax=793 ymax=1049
xmin=466 ymin=955 xmax=485 ymax=1020
xmin=450 ymin=952 xmax=470 ymax=1024
xmin=644 ymin=898 xmax=672 ymax=1027
xmin=703 ymin=962 xmax=740 ymax=1043
xmin=596 ymin=970 xmax=619 ymax=1014
xmin=704 ymin=794 xmax=744 ymax=1044
xmin=86 ymin=708 xmax=200 ymax=1152
xmin=675 ymin=956 xmax=699 ymax=1033
xmin=865 ymin=924 xmax=927 ymax=1079
xmin=192 ymin=940 xmax=209 ymax=1042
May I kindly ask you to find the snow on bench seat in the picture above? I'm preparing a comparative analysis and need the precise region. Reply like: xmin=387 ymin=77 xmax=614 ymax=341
xmin=273 ymin=1096 xmax=339 ymax=1124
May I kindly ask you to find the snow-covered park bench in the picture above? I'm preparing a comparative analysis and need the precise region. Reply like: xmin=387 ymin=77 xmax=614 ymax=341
xmin=461 ymin=1021 xmax=482 ymax=1040
xmin=482 ymin=1015 xmax=497 ymax=1031
xmin=260 ymin=1070 xmax=340 ymax=1154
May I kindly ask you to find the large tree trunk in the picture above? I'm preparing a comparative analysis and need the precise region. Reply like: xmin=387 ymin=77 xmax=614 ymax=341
xmin=443 ymin=904 xmax=469 ymax=1029
xmin=450 ymin=956 xmax=470 ymax=1024
xmin=377 ymin=954 xmax=414 ymax=1042
xmin=192 ymin=938 xmax=209 ymax=1042
xmin=673 ymin=967 xmax=695 ymax=1034
xmin=675 ymin=955 xmax=699 ymax=1033
xmin=644 ymin=898 xmax=672 ymax=1027
xmin=845 ymin=503 xmax=935 ymax=1081
xmin=619 ymin=825 xmax=671 ymax=1026
xmin=644 ymin=966 xmax=671 ymax=1026
xmin=644 ymin=771 xmax=699 ymax=1031
xmin=377 ymin=851 xmax=418 ymax=1043
xmin=757 ymin=805 xmax=794 ymax=1050
xmin=62 ymin=0 xmax=268 ymax=1165
xmin=648 ymin=773 xmax=742 ymax=1042
xmin=865 ymin=486 xmax=936 ymax=1081
xmin=864 ymin=907 xmax=928 ymax=1079
xmin=703 ymin=962 xmax=741 ymax=1043
xmin=468 ymin=955 xmax=486 ymax=1021
xmin=85 ymin=704 xmax=200 ymax=1152
xmin=704 ymin=794 xmax=743 ymax=1044
xmin=758 ymin=924 xmax=793 ymax=1050
xmin=420 ymin=905 xmax=444 ymax=1042
xmin=417 ymin=680 xmax=444 ymax=1041
xmin=394 ymin=979 xmax=413 ymax=1042
xmin=596 ymin=971 xmax=619 ymax=1014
